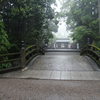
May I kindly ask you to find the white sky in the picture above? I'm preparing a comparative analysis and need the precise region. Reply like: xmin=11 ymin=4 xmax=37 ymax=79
xmin=51 ymin=0 xmax=72 ymax=39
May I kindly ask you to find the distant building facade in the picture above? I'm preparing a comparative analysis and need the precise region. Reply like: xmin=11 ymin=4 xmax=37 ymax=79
xmin=47 ymin=38 xmax=79 ymax=49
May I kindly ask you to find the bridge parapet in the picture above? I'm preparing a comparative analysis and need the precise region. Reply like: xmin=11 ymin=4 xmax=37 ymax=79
xmin=0 ymin=52 xmax=21 ymax=73
xmin=81 ymin=45 xmax=100 ymax=67
xmin=21 ymin=45 xmax=38 ymax=68
xmin=0 ymin=45 xmax=39 ymax=73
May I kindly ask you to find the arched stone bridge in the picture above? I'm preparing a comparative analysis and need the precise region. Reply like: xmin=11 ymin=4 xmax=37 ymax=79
xmin=0 ymin=51 xmax=100 ymax=80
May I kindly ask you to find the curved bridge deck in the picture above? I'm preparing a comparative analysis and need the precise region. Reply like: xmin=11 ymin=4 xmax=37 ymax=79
xmin=31 ymin=52 xmax=98 ymax=71
xmin=0 ymin=52 xmax=100 ymax=80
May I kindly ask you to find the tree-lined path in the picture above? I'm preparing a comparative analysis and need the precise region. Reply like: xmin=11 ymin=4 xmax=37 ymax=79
xmin=0 ymin=0 xmax=100 ymax=99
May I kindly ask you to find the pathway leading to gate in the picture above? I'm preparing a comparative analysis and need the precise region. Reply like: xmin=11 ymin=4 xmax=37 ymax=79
xmin=0 ymin=52 xmax=100 ymax=80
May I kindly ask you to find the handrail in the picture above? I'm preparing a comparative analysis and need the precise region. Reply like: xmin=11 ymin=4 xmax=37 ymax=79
xmin=21 ymin=45 xmax=38 ymax=68
xmin=0 ymin=58 xmax=21 ymax=63
xmin=90 ymin=45 xmax=100 ymax=51
xmin=85 ymin=44 xmax=100 ymax=51
xmin=81 ymin=44 xmax=100 ymax=67
xmin=0 ymin=52 xmax=21 ymax=72
xmin=24 ymin=45 xmax=36 ymax=52
xmin=0 ymin=52 xmax=20 ymax=62
xmin=0 ymin=52 xmax=20 ymax=57
xmin=25 ymin=49 xmax=37 ymax=58
xmin=0 ymin=45 xmax=39 ymax=73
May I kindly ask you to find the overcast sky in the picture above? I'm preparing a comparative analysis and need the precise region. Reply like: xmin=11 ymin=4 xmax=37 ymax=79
xmin=52 ymin=0 xmax=72 ymax=39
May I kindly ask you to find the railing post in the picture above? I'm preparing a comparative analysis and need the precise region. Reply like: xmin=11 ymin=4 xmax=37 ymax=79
xmin=21 ymin=41 xmax=25 ymax=68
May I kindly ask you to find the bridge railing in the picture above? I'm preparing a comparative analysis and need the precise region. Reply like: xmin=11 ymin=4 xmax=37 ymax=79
xmin=0 ymin=45 xmax=38 ymax=73
xmin=21 ymin=45 xmax=38 ymax=68
xmin=0 ymin=52 xmax=21 ymax=73
xmin=80 ymin=44 xmax=100 ymax=67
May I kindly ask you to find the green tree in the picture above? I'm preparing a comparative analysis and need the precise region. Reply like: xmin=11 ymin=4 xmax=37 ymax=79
xmin=0 ymin=0 xmax=56 ymax=51
xmin=61 ymin=0 xmax=99 ymax=47
xmin=0 ymin=15 xmax=10 ymax=53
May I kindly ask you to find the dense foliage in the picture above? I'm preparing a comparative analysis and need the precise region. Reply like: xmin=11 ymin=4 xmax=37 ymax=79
xmin=0 ymin=15 xmax=10 ymax=53
xmin=62 ymin=0 xmax=100 ymax=47
xmin=0 ymin=0 xmax=58 ymax=69
xmin=0 ymin=0 xmax=56 ymax=53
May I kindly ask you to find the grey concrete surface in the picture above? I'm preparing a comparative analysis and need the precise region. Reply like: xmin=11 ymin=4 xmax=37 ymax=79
xmin=0 ymin=79 xmax=100 ymax=100
xmin=30 ymin=52 xmax=99 ymax=71
xmin=1 ymin=70 xmax=100 ymax=80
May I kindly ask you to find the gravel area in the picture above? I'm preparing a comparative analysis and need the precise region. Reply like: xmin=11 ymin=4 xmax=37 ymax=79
xmin=0 ymin=79 xmax=100 ymax=100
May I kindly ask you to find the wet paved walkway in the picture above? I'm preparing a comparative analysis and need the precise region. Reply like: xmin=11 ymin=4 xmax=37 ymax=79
xmin=0 ymin=79 xmax=100 ymax=100
xmin=0 ymin=52 xmax=100 ymax=80
xmin=30 ymin=52 xmax=98 ymax=71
